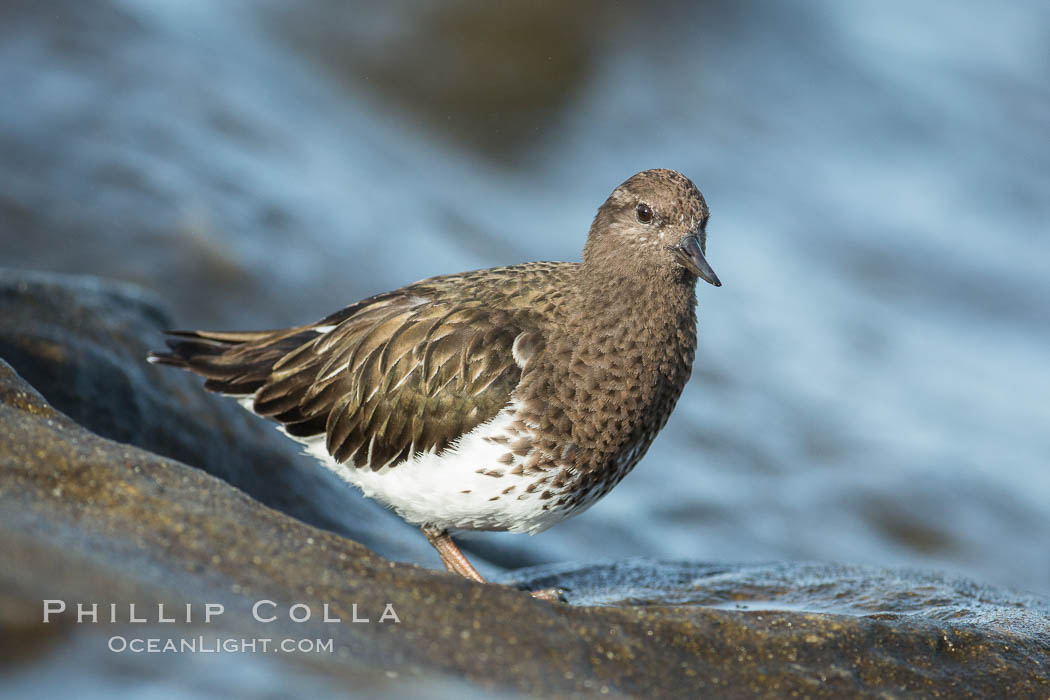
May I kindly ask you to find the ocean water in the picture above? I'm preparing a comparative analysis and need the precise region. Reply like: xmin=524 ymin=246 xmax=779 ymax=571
xmin=2 ymin=0 xmax=1047 ymax=597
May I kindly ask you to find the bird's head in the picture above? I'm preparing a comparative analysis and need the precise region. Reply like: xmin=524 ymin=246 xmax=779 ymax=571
xmin=584 ymin=168 xmax=721 ymax=287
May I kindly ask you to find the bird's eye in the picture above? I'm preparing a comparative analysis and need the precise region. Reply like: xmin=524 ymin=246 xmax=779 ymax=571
xmin=635 ymin=203 xmax=654 ymax=224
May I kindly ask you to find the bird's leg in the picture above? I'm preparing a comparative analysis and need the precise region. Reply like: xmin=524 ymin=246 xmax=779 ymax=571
xmin=421 ymin=525 xmax=485 ymax=582
xmin=420 ymin=525 xmax=565 ymax=602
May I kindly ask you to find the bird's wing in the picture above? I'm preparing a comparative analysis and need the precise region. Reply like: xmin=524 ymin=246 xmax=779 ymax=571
xmin=155 ymin=290 xmax=544 ymax=470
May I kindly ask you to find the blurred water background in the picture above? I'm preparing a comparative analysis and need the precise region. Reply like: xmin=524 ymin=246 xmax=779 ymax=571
xmin=2 ymin=0 xmax=1047 ymax=597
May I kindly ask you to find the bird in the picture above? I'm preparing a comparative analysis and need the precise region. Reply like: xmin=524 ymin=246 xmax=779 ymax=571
xmin=149 ymin=168 xmax=721 ymax=601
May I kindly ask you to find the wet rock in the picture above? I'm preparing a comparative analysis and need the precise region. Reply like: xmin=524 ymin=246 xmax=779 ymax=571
xmin=507 ymin=559 xmax=1050 ymax=632
xmin=1 ymin=358 xmax=1048 ymax=697
xmin=0 ymin=267 xmax=435 ymax=565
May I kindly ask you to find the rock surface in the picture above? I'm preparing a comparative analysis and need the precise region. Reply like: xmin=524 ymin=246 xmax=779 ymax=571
xmin=0 ymin=267 xmax=439 ymax=567
xmin=0 ymin=272 xmax=1048 ymax=697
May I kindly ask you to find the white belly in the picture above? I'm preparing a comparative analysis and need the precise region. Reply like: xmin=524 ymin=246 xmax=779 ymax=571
xmin=299 ymin=402 xmax=576 ymax=534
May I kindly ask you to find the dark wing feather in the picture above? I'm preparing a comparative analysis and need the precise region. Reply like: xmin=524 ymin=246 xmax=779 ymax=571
xmin=152 ymin=291 xmax=541 ymax=470
xmin=255 ymin=297 xmax=529 ymax=468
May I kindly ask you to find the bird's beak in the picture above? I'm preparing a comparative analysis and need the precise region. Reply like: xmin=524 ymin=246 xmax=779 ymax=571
xmin=673 ymin=234 xmax=721 ymax=287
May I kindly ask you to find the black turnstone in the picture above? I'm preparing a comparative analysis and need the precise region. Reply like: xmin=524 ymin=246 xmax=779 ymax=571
xmin=149 ymin=169 xmax=721 ymax=601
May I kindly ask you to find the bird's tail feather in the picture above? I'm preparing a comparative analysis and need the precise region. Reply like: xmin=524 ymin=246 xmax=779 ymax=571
xmin=148 ymin=327 xmax=317 ymax=396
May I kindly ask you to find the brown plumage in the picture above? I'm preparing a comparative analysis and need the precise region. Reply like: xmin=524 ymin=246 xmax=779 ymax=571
xmin=150 ymin=169 xmax=721 ymax=601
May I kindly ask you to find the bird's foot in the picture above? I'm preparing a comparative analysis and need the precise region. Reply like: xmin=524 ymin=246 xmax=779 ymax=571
xmin=527 ymin=587 xmax=567 ymax=603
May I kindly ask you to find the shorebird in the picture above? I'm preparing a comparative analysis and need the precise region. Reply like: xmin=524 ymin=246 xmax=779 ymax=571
xmin=150 ymin=169 xmax=720 ymax=601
